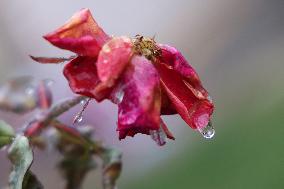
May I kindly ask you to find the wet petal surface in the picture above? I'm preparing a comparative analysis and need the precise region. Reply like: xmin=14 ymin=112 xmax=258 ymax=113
xmin=63 ymin=56 xmax=111 ymax=101
xmin=97 ymin=36 xmax=133 ymax=88
xmin=117 ymin=56 xmax=161 ymax=139
xmin=154 ymin=61 xmax=214 ymax=130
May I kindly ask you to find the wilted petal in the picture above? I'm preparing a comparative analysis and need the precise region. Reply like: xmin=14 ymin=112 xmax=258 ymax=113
xmin=30 ymin=55 xmax=75 ymax=64
xmin=97 ymin=36 xmax=133 ymax=88
xmin=154 ymin=61 xmax=214 ymax=131
xmin=150 ymin=118 xmax=175 ymax=146
xmin=117 ymin=56 xmax=161 ymax=139
xmin=44 ymin=8 xmax=110 ymax=57
xmin=35 ymin=80 xmax=53 ymax=109
xmin=158 ymin=44 xmax=210 ymax=99
xmin=160 ymin=119 xmax=175 ymax=140
xmin=63 ymin=56 xmax=111 ymax=101
xmin=161 ymin=89 xmax=177 ymax=115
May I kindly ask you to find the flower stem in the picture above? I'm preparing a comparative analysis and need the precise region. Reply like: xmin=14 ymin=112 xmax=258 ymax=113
xmin=23 ymin=96 xmax=88 ymax=137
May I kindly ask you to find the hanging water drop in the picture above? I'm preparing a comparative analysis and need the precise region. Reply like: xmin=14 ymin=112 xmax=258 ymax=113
xmin=73 ymin=98 xmax=91 ymax=125
xmin=80 ymin=99 xmax=87 ymax=105
xmin=198 ymin=121 xmax=215 ymax=139
xmin=73 ymin=115 xmax=83 ymax=124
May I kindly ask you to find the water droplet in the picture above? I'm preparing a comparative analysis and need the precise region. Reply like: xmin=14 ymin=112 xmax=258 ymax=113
xmin=43 ymin=79 xmax=54 ymax=87
xmin=198 ymin=121 xmax=215 ymax=139
xmin=73 ymin=115 xmax=83 ymax=124
xmin=80 ymin=99 xmax=87 ymax=105
xmin=116 ymin=92 xmax=124 ymax=103
xmin=25 ymin=87 xmax=35 ymax=96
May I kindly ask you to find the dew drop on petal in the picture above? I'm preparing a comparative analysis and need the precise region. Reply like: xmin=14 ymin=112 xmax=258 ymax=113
xmin=198 ymin=121 xmax=215 ymax=139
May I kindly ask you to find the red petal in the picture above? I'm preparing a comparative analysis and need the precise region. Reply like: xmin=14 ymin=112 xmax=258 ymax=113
xmin=161 ymin=89 xmax=177 ymax=115
xmin=154 ymin=61 xmax=214 ymax=131
xmin=63 ymin=56 xmax=111 ymax=101
xmin=117 ymin=56 xmax=161 ymax=140
xmin=35 ymin=80 xmax=52 ymax=109
xmin=44 ymin=8 xmax=110 ymax=57
xmin=30 ymin=55 xmax=75 ymax=64
xmin=97 ymin=36 xmax=133 ymax=88
xmin=158 ymin=44 xmax=210 ymax=99
xmin=160 ymin=119 xmax=175 ymax=140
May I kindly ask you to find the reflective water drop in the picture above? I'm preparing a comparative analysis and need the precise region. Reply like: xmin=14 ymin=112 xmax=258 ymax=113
xmin=80 ymin=99 xmax=87 ymax=105
xmin=43 ymin=79 xmax=54 ymax=87
xmin=115 ymin=90 xmax=124 ymax=103
xmin=198 ymin=121 xmax=215 ymax=139
xmin=25 ymin=87 xmax=35 ymax=96
xmin=73 ymin=115 xmax=83 ymax=124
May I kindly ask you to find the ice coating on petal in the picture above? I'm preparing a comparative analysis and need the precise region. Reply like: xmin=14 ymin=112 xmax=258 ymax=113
xmin=44 ymin=8 xmax=110 ymax=57
xmin=154 ymin=61 xmax=214 ymax=130
xmin=63 ymin=56 xmax=111 ymax=101
xmin=117 ymin=56 xmax=161 ymax=140
xmin=97 ymin=36 xmax=133 ymax=87
xmin=158 ymin=44 xmax=209 ymax=99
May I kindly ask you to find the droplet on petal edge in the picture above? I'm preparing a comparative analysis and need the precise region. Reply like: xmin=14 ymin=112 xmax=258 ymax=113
xmin=198 ymin=121 xmax=215 ymax=139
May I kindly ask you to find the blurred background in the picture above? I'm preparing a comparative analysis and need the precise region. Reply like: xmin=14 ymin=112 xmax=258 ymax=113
xmin=0 ymin=0 xmax=284 ymax=188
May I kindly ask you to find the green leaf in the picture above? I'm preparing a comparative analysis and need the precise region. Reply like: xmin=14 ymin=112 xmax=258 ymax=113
xmin=53 ymin=126 xmax=96 ymax=189
xmin=22 ymin=171 xmax=43 ymax=189
xmin=0 ymin=120 xmax=15 ymax=148
xmin=102 ymin=149 xmax=122 ymax=189
xmin=8 ymin=135 xmax=33 ymax=189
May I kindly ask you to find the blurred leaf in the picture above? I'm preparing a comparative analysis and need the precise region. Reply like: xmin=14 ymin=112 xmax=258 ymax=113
xmin=102 ymin=148 xmax=122 ymax=189
xmin=58 ymin=154 xmax=96 ymax=189
xmin=0 ymin=120 xmax=15 ymax=148
xmin=22 ymin=171 xmax=43 ymax=189
xmin=0 ymin=76 xmax=53 ymax=114
xmin=53 ymin=125 xmax=96 ymax=189
xmin=8 ymin=135 xmax=33 ymax=189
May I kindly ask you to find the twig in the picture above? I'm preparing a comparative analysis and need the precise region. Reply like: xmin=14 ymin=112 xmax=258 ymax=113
xmin=23 ymin=96 xmax=88 ymax=137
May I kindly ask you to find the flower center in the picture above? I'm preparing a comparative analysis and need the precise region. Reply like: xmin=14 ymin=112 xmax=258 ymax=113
xmin=133 ymin=35 xmax=161 ymax=61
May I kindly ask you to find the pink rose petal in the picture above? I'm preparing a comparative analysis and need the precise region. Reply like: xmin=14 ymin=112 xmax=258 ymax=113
xmin=117 ymin=56 xmax=161 ymax=139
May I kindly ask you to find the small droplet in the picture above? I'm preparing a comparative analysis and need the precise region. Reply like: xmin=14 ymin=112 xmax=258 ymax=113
xmin=80 ymin=99 xmax=87 ymax=105
xmin=115 ymin=90 xmax=124 ymax=103
xmin=198 ymin=121 xmax=215 ymax=139
xmin=73 ymin=115 xmax=83 ymax=124
xmin=25 ymin=87 xmax=35 ymax=96
xmin=43 ymin=79 xmax=54 ymax=87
